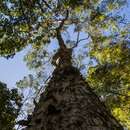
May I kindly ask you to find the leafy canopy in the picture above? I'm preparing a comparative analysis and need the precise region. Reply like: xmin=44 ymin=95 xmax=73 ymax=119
xmin=0 ymin=0 xmax=127 ymax=56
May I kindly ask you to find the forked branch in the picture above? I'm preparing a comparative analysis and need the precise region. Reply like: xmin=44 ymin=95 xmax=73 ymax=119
xmin=72 ymin=33 xmax=90 ymax=49
xmin=56 ymin=10 xmax=69 ymax=49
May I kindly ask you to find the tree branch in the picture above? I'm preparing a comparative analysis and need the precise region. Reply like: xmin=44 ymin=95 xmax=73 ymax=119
xmin=56 ymin=10 xmax=69 ymax=49
xmin=72 ymin=34 xmax=89 ymax=49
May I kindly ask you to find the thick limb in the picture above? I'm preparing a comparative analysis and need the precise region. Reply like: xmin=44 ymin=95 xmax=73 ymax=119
xmin=56 ymin=10 xmax=69 ymax=50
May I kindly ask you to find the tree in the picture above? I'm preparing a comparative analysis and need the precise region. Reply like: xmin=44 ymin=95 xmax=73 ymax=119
xmin=87 ymin=41 xmax=130 ymax=128
xmin=0 ymin=0 xmax=129 ymax=129
xmin=0 ymin=81 xmax=22 ymax=130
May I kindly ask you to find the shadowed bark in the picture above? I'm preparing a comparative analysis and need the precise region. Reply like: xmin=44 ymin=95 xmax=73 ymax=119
xmin=24 ymin=65 xmax=123 ymax=130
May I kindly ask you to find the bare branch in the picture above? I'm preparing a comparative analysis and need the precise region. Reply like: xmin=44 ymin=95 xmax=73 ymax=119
xmin=34 ymin=75 xmax=51 ymax=100
xmin=76 ymin=31 xmax=80 ymax=44
xmin=78 ymin=37 xmax=90 ymax=43
xmin=72 ymin=34 xmax=90 ymax=49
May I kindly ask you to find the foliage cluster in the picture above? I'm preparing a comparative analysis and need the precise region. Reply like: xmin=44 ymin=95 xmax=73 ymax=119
xmin=0 ymin=81 xmax=22 ymax=130
xmin=87 ymin=42 xmax=130 ymax=128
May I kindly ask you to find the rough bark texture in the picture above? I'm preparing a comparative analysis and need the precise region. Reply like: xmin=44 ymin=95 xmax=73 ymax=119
xmin=24 ymin=66 xmax=123 ymax=130
xmin=23 ymin=17 xmax=123 ymax=129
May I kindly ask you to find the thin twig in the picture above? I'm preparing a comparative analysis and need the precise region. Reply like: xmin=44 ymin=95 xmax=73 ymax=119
xmin=78 ymin=37 xmax=90 ymax=43
xmin=34 ymin=75 xmax=51 ymax=100
xmin=76 ymin=31 xmax=80 ymax=44
xmin=72 ymin=35 xmax=89 ymax=49
xmin=16 ymin=124 xmax=21 ymax=130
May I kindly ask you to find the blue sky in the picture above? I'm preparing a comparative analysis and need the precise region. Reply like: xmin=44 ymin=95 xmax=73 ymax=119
xmin=0 ymin=48 xmax=31 ymax=88
xmin=0 ymin=2 xmax=129 ymax=89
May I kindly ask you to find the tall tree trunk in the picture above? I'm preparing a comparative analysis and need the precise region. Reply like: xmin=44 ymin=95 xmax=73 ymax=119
xmin=24 ymin=65 xmax=123 ymax=130
xmin=24 ymin=13 xmax=123 ymax=129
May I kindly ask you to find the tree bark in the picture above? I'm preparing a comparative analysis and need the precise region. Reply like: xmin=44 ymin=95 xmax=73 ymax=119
xmin=24 ymin=66 xmax=123 ymax=130
xmin=23 ymin=10 xmax=123 ymax=129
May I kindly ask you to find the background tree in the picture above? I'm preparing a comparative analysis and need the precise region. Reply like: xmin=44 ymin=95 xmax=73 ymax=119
xmin=87 ymin=39 xmax=130 ymax=129
xmin=0 ymin=0 xmax=130 ymax=129
xmin=0 ymin=81 xmax=22 ymax=130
